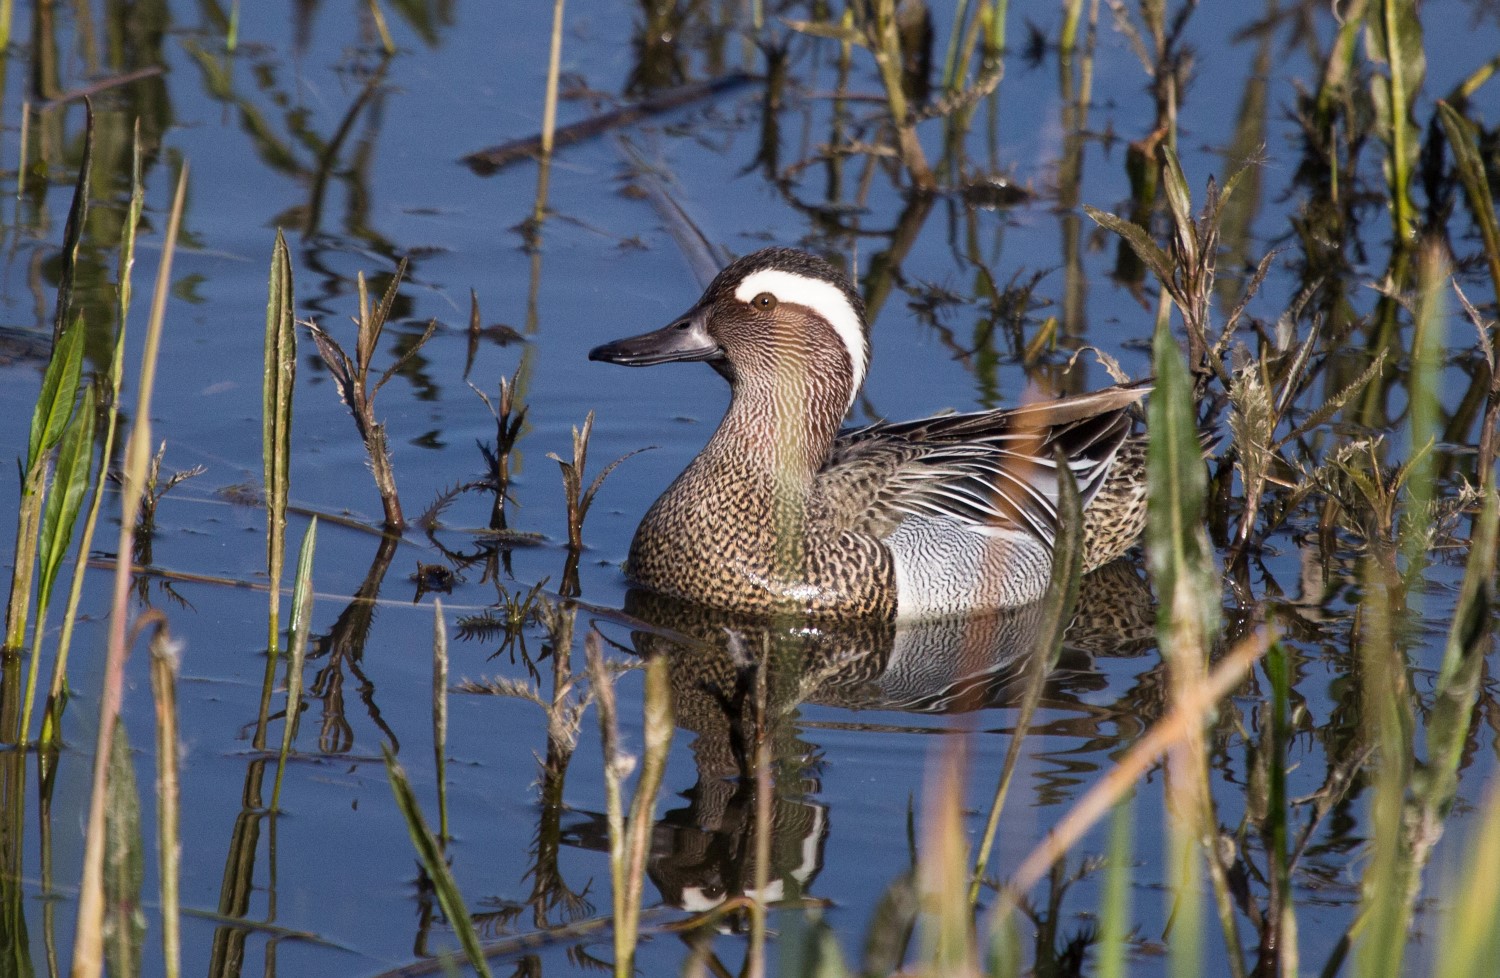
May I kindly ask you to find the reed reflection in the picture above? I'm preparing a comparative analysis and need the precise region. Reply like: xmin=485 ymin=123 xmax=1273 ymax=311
xmin=565 ymin=559 xmax=1154 ymax=914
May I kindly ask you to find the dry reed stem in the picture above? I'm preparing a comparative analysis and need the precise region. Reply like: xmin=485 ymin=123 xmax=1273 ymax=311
xmin=997 ymin=630 xmax=1266 ymax=901
xmin=71 ymin=161 xmax=188 ymax=978
xmin=148 ymin=621 xmax=181 ymax=978
xmin=531 ymin=0 xmax=566 ymax=225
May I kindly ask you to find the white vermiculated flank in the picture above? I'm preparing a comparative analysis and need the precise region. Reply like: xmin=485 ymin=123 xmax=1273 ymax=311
xmin=734 ymin=268 xmax=868 ymax=393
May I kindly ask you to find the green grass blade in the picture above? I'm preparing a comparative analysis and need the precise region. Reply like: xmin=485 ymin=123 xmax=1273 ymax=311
xmin=256 ymin=229 xmax=297 ymax=751
xmin=1148 ymin=309 xmax=1220 ymax=978
xmin=1411 ymin=488 xmax=1497 ymax=843
xmin=1147 ymin=312 xmax=1215 ymax=656
xmin=262 ymin=228 xmax=296 ymax=653
xmin=1432 ymin=783 xmax=1500 ymax=977
xmin=1096 ymin=794 xmax=1135 ymax=978
xmin=36 ymin=382 xmax=96 ymax=604
xmin=1400 ymin=245 xmax=1447 ymax=582
xmin=73 ymin=161 xmax=188 ymax=978
xmin=1436 ymin=102 xmax=1500 ymax=307
xmin=271 ymin=517 xmax=317 ymax=814
xmin=50 ymin=98 xmax=93 ymax=344
xmin=968 ymin=447 xmax=1083 ymax=907
xmin=103 ymin=723 xmax=145 ymax=978
xmin=1366 ymin=0 xmax=1426 ymax=244
xmin=383 ymin=746 xmax=494 ymax=978
xmin=26 ymin=314 xmax=86 ymax=470
xmin=21 ymin=382 xmax=97 ymax=743
xmin=41 ymin=121 xmax=144 ymax=748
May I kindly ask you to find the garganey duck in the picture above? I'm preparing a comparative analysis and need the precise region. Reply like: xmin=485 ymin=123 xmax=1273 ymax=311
xmin=590 ymin=247 xmax=1148 ymax=621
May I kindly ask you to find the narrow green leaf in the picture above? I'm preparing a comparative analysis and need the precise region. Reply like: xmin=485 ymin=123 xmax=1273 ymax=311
xmin=1432 ymin=782 xmax=1500 ymax=977
xmin=1436 ymin=102 xmax=1500 ymax=305
xmin=860 ymin=871 xmax=918 ymax=976
xmin=27 ymin=315 xmax=87 ymax=468
xmin=1147 ymin=317 xmax=1216 ymax=653
xmin=52 ymin=98 xmax=94 ymax=343
xmin=383 ymin=747 xmax=494 ymax=978
xmin=1084 ymin=205 xmax=1175 ymax=284
xmin=782 ymin=17 xmax=866 ymax=45
xmin=271 ymin=517 xmax=317 ymax=814
xmin=103 ymin=723 xmax=145 ymax=978
xmin=0 ymin=847 xmax=34 ymax=978
xmin=37 ymin=383 xmax=97 ymax=602
xmin=1096 ymin=795 xmax=1135 ymax=978
xmin=1415 ymin=490 xmax=1497 ymax=812
xmin=1160 ymin=145 xmax=1197 ymax=267
xmin=262 ymin=228 xmax=296 ymax=583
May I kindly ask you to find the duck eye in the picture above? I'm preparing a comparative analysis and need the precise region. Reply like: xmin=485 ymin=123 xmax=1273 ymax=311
xmin=752 ymin=292 xmax=777 ymax=311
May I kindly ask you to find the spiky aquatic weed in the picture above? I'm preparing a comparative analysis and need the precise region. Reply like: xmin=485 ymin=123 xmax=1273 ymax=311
xmin=304 ymin=258 xmax=438 ymax=532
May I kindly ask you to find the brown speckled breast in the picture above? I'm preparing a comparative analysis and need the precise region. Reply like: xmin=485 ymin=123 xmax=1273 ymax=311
xmin=625 ymin=448 xmax=898 ymax=620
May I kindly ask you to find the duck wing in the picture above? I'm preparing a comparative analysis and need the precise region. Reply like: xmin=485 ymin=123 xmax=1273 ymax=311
xmin=820 ymin=385 xmax=1147 ymax=548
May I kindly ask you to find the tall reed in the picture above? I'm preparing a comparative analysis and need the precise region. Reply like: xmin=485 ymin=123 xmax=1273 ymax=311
xmin=71 ymin=161 xmax=189 ymax=978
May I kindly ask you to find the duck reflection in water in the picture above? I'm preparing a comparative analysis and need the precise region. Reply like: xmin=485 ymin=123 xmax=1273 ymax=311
xmin=563 ymin=560 xmax=1154 ymax=915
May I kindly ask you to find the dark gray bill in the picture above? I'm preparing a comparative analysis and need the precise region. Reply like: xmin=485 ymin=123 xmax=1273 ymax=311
xmin=588 ymin=308 xmax=721 ymax=366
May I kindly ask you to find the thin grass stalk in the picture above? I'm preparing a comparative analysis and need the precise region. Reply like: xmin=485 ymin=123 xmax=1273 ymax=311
xmin=1431 ymin=781 xmax=1500 ymax=976
xmin=102 ymin=720 xmax=143 ymax=978
xmin=939 ymin=0 xmax=974 ymax=93
xmin=869 ymin=0 xmax=934 ymax=190
xmin=1096 ymin=795 xmax=1134 ymax=978
xmin=618 ymin=655 xmax=672 ymax=972
xmin=255 ymin=229 xmax=296 ymax=751
xmin=921 ymin=745 xmax=976 ymax=976
xmin=532 ymin=0 xmax=566 ymax=226
xmin=71 ymin=161 xmax=188 ymax=978
xmin=1266 ymin=640 xmax=1298 ymax=977
xmin=271 ymin=518 xmax=316 ymax=813
xmin=432 ymin=599 xmax=449 ymax=844
xmin=967 ymin=448 xmax=1083 ymax=908
xmin=993 ymin=630 xmax=1265 ymax=900
xmin=583 ymin=631 xmax=627 ymax=976
xmin=987 ymin=0 xmax=1008 ymax=55
xmin=44 ymin=120 xmax=144 ymax=746
xmin=367 ymin=0 xmax=395 ymax=56
xmin=1149 ymin=298 xmax=1245 ymax=978
xmin=16 ymin=99 xmax=27 ymax=200
xmin=383 ymin=747 xmax=495 ymax=978
xmin=1435 ymin=102 xmax=1500 ymax=308
xmin=1352 ymin=555 xmax=1411 ymax=978
xmin=1401 ymin=243 xmax=1446 ymax=579
xmin=226 ymin=0 xmax=238 ymax=50
xmin=747 ymin=652 xmax=771 ymax=978
xmin=949 ymin=0 xmax=1006 ymax=94
xmin=1314 ymin=0 xmax=1369 ymax=126
xmin=1372 ymin=0 xmax=1424 ymax=245
xmin=147 ymin=621 xmax=181 ymax=978
xmin=1060 ymin=0 xmax=1085 ymax=56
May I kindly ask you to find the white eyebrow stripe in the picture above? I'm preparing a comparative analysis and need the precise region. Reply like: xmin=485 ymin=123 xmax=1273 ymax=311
xmin=734 ymin=268 xmax=868 ymax=396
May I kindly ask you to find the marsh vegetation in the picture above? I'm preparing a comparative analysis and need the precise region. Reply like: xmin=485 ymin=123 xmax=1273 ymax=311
xmin=0 ymin=1 xmax=1498 ymax=976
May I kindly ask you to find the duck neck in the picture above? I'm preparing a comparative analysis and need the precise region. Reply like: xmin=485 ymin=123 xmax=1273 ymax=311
xmin=704 ymin=362 xmax=851 ymax=490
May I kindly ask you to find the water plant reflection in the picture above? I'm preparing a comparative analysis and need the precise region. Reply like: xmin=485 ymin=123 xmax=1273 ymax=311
xmin=563 ymin=560 xmax=1155 ymax=918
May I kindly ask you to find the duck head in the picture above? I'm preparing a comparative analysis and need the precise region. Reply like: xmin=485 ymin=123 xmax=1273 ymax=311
xmin=589 ymin=248 xmax=870 ymax=411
